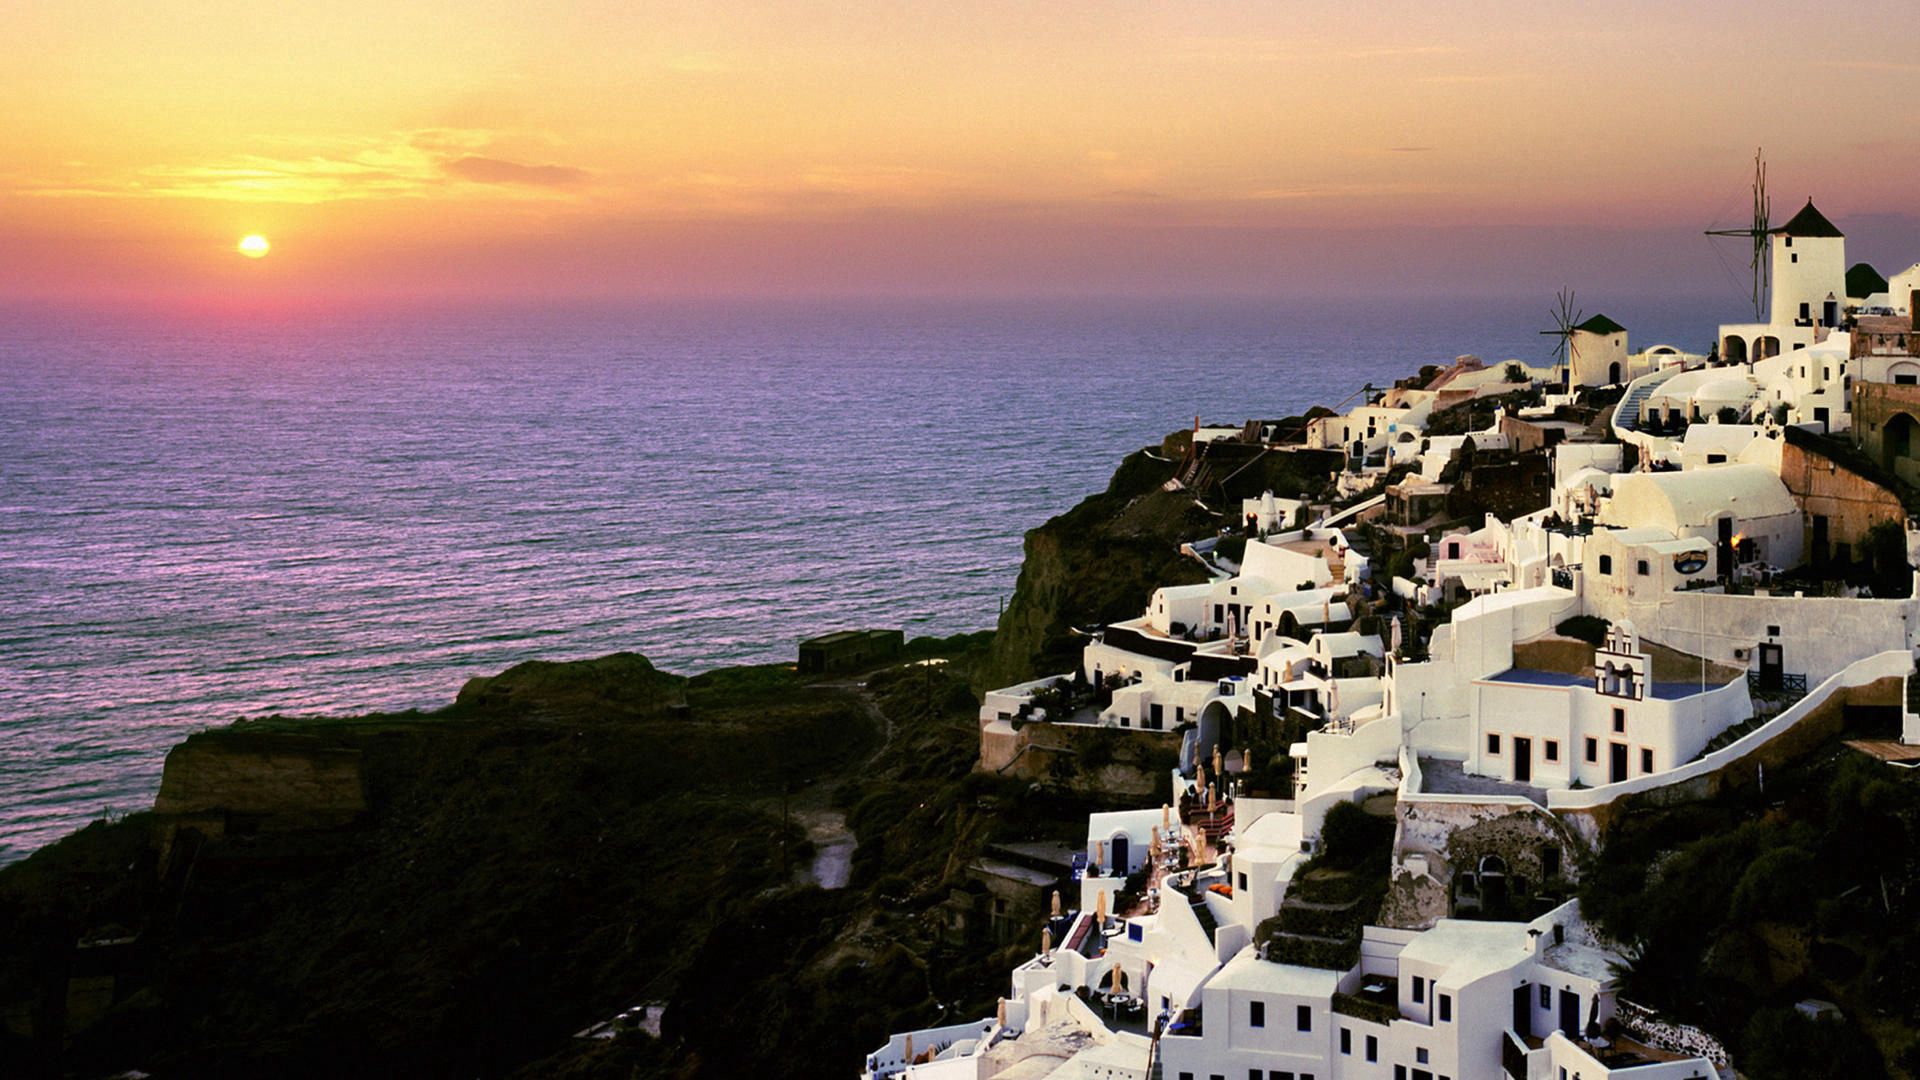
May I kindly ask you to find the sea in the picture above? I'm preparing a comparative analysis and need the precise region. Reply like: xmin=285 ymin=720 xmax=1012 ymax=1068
xmin=0 ymin=294 xmax=1708 ymax=863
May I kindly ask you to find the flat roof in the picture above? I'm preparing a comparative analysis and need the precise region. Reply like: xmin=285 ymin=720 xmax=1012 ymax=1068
xmin=1482 ymin=668 xmax=1722 ymax=701
xmin=1208 ymin=949 xmax=1344 ymax=997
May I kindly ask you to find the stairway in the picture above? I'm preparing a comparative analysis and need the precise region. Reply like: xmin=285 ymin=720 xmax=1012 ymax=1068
xmin=1612 ymin=369 xmax=1678 ymax=436
xmin=1189 ymin=894 xmax=1219 ymax=943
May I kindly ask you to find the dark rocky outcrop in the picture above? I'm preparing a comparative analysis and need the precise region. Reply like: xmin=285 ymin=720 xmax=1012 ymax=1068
xmin=978 ymin=448 xmax=1216 ymax=691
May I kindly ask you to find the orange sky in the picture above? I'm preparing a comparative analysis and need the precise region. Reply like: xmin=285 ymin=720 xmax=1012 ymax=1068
xmin=4 ymin=0 xmax=1918 ymax=310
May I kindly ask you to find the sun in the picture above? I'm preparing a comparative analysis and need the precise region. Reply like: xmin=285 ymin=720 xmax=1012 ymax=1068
xmin=237 ymin=234 xmax=271 ymax=259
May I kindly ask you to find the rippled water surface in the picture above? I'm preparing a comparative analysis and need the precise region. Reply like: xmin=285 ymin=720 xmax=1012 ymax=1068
xmin=0 ymin=296 xmax=1704 ymax=861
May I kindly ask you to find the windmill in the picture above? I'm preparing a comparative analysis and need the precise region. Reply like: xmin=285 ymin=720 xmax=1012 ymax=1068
xmin=1539 ymin=287 xmax=1583 ymax=389
xmin=1704 ymin=147 xmax=1770 ymax=321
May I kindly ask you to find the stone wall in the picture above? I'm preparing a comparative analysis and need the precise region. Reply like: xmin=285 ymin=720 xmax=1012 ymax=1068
xmin=1779 ymin=428 xmax=1906 ymax=562
xmin=1616 ymin=998 xmax=1730 ymax=1066
xmin=151 ymin=732 xmax=368 ymax=867
xmin=977 ymin=718 xmax=1177 ymax=800
xmin=1383 ymin=795 xmax=1583 ymax=930
xmin=1852 ymin=380 xmax=1920 ymax=487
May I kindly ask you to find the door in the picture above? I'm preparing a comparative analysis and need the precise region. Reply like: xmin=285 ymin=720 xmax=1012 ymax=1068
xmin=1110 ymin=836 xmax=1129 ymax=877
xmin=1813 ymin=515 xmax=1829 ymax=566
xmin=1513 ymin=984 xmax=1533 ymax=1037
xmin=1608 ymin=361 xmax=1621 ymax=385
xmin=1717 ymin=517 xmax=1734 ymax=579
xmin=1610 ymin=742 xmax=1629 ymax=784
xmin=1149 ymin=703 xmax=1163 ymax=729
xmin=1759 ymin=643 xmax=1783 ymax=691
xmin=1559 ymin=989 xmax=1581 ymax=1037
xmin=1512 ymin=737 xmax=1532 ymax=784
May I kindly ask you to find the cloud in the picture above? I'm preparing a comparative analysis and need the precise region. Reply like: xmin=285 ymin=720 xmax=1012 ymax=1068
xmin=444 ymin=155 xmax=589 ymax=187
xmin=9 ymin=132 xmax=591 ymax=204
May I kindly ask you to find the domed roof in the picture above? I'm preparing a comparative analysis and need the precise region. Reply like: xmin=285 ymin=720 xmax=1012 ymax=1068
xmin=1694 ymin=376 xmax=1754 ymax=402
xmin=1566 ymin=467 xmax=1613 ymax=490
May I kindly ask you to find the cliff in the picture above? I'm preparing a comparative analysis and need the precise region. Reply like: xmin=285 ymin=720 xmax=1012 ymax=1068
xmin=977 ymin=447 xmax=1215 ymax=691
xmin=0 ymin=637 xmax=1046 ymax=1079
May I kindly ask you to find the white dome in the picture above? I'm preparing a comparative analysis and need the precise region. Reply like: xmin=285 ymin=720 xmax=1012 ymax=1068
xmin=1693 ymin=376 xmax=1754 ymax=403
xmin=1566 ymin=467 xmax=1612 ymax=490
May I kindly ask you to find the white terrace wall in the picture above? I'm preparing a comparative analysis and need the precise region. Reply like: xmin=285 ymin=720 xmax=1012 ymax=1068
xmin=1550 ymin=650 xmax=1910 ymax=847
xmin=1584 ymin=587 xmax=1920 ymax=685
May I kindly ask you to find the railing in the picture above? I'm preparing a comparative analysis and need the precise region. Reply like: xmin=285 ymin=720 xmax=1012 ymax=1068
xmin=1502 ymin=1029 xmax=1531 ymax=1080
xmin=1746 ymin=670 xmax=1808 ymax=692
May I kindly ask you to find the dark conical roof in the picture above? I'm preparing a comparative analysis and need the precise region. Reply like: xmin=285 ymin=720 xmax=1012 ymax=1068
xmin=1847 ymin=262 xmax=1888 ymax=298
xmin=1770 ymin=199 xmax=1844 ymax=238
xmin=1573 ymin=314 xmax=1626 ymax=335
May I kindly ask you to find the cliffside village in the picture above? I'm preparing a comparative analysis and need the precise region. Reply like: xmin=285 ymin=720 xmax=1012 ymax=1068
xmin=864 ymin=203 xmax=1920 ymax=1080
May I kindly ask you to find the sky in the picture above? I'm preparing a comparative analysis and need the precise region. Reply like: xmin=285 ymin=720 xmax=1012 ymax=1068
xmin=4 ymin=0 xmax=1919 ymax=313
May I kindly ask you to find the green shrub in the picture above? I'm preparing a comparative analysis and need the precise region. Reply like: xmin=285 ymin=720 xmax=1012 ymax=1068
xmin=1556 ymin=615 xmax=1609 ymax=646
xmin=1739 ymin=1007 xmax=1886 ymax=1080
xmin=1729 ymin=846 xmax=1817 ymax=923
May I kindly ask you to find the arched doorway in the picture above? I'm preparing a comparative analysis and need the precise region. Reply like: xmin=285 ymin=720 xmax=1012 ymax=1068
xmin=1110 ymin=834 xmax=1131 ymax=877
xmin=1884 ymin=412 xmax=1920 ymax=473
xmin=1758 ymin=336 xmax=1781 ymax=360
xmin=1722 ymin=336 xmax=1748 ymax=363
xmin=1608 ymin=361 xmax=1621 ymax=385
xmin=1478 ymin=855 xmax=1509 ymax=911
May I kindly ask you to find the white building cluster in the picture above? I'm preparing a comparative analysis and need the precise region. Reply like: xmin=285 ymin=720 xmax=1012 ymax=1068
xmin=864 ymin=199 xmax=1920 ymax=1080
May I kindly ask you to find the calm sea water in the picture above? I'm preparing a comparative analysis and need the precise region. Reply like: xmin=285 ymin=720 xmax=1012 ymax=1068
xmin=0 ymin=295 xmax=1709 ymax=862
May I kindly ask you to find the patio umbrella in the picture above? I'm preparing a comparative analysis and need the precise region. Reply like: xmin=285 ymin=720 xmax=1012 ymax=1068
xmin=905 ymin=1034 xmax=914 ymax=1063
xmin=1042 ymin=926 xmax=1052 ymax=955
xmin=1051 ymin=889 xmax=1062 ymax=917
xmin=1110 ymin=962 xmax=1125 ymax=995
xmin=1095 ymin=889 xmax=1108 ymax=923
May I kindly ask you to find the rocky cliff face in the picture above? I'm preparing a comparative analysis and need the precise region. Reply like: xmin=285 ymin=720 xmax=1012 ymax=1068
xmin=977 ymin=448 xmax=1217 ymax=692
xmin=152 ymin=734 xmax=367 ymax=825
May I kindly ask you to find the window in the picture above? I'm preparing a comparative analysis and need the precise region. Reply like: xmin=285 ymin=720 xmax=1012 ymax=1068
xmin=1543 ymin=845 xmax=1562 ymax=878
xmin=1598 ymin=554 xmax=1612 ymax=575
xmin=1641 ymin=747 xmax=1655 ymax=774
xmin=1297 ymin=1005 xmax=1312 ymax=1032
xmin=1636 ymin=559 xmax=1650 ymax=575
xmin=1179 ymin=1073 xmax=1193 ymax=1080
xmin=1341 ymin=1028 xmax=1352 ymax=1055
xmin=1418 ymin=1048 xmax=1430 ymax=1064
xmin=1239 ymin=872 xmax=1248 ymax=891
xmin=1250 ymin=1071 xmax=1262 ymax=1080
xmin=1544 ymin=740 xmax=1559 ymax=762
xmin=1412 ymin=975 xmax=1426 ymax=1003
xmin=1540 ymin=984 xmax=1552 ymax=1008
xmin=1394 ymin=1067 xmax=1405 ymax=1080
xmin=1585 ymin=737 xmax=1598 ymax=763
xmin=1767 ymin=625 xmax=1780 ymax=637
xmin=1612 ymin=708 xmax=1626 ymax=733
xmin=1705 ymin=454 xmax=1725 ymax=465
xmin=1438 ymin=994 xmax=1452 ymax=1022
xmin=1485 ymin=734 xmax=1500 ymax=756
xmin=1129 ymin=923 xmax=1144 ymax=942
xmin=1367 ymin=1034 xmax=1379 ymax=1062
xmin=1250 ymin=1000 xmax=1265 ymax=1028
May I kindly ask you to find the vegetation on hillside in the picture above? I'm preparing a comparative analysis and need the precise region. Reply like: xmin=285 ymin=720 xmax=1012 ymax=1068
xmin=1579 ymin=745 xmax=1920 ymax=1078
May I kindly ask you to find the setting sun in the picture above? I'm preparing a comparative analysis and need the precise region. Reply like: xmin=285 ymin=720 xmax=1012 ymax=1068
xmin=237 ymin=234 xmax=270 ymax=259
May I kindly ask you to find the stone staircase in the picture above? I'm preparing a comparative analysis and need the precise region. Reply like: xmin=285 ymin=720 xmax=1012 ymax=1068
xmin=1612 ymin=369 xmax=1678 ymax=437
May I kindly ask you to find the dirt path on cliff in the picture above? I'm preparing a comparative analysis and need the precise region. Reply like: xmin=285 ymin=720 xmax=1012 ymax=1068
xmin=761 ymin=674 xmax=894 ymax=890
